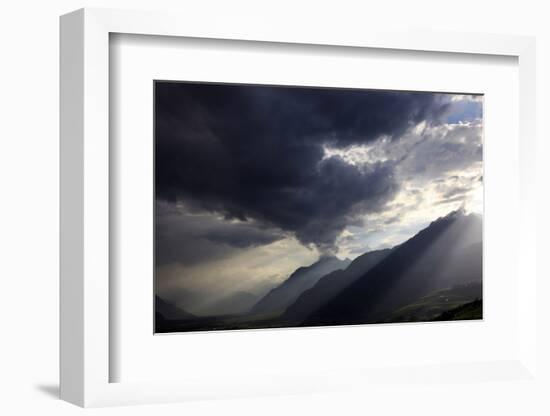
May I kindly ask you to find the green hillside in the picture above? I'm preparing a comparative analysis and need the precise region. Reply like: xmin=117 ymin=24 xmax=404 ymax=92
xmin=384 ymin=282 xmax=482 ymax=323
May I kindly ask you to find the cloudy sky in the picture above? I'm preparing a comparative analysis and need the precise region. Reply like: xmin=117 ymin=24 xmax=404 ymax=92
xmin=154 ymin=82 xmax=483 ymax=314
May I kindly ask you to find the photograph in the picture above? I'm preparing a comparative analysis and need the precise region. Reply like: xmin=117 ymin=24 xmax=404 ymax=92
xmin=154 ymin=81 xmax=483 ymax=333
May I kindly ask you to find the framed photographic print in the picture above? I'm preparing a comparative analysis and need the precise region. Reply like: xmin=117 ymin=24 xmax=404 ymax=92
xmin=153 ymin=81 xmax=484 ymax=334
xmin=60 ymin=8 xmax=539 ymax=409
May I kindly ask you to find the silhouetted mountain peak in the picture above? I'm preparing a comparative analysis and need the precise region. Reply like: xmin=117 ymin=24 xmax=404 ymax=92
xmin=431 ymin=207 xmax=481 ymax=227
xmin=155 ymin=295 xmax=196 ymax=320
xmin=430 ymin=208 xmax=463 ymax=225
xmin=304 ymin=209 xmax=482 ymax=326
xmin=283 ymin=248 xmax=392 ymax=322
xmin=250 ymin=255 xmax=350 ymax=315
xmin=313 ymin=254 xmax=347 ymax=266
xmin=287 ymin=255 xmax=349 ymax=281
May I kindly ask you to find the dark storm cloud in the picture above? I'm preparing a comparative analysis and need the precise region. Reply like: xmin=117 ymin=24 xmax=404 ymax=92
xmin=155 ymin=201 xmax=285 ymax=266
xmin=203 ymin=224 xmax=285 ymax=248
xmin=155 ymin=82 xmax=450 ymax=250
xmin=156 ymin=212 xmax=233 ymax=267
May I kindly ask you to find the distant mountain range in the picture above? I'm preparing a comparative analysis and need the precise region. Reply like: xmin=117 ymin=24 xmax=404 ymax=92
xmin=303 ymin=209 xmax=482 ymax=326
xmin=249 ymin=255 xmax=351 ymax=317
xmin=155 ymin=209 xmax=483 ymax=332
xmin=283 ymin=248 xmax=391 ymax=323
xmin=155 ymin=295 xmax=195 ymax=320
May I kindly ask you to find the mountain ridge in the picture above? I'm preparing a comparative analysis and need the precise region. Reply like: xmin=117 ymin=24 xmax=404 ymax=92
xmin=283 ymin=248 xmax=391 ymax=322
xmin=155 ymin=295 xmax=196 ymax=320
xmin=303 ymin=210 xmax=482 ymax=325
xmin=249 ymin=255 xmax=351 ymax=316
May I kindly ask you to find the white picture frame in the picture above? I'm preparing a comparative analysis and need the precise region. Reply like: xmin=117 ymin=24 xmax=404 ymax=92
xmin=60 ymin=7 xmax=538 ymax=408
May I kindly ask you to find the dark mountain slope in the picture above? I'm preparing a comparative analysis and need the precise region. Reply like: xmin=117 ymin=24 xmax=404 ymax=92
xmin=304 ymin=210 xmax=482 ymax=326
xmin=155 ymin=295 xmax=196 ymax=320
xmin=283 ymin=248 xmax=391 ymax=323
xmin=249 ymin=256 xmax=351 ymax=316
xmin=434 ymin=298 xmax=482 ymax=321
xmin=384 ymin=281 xmax=482 ymax=322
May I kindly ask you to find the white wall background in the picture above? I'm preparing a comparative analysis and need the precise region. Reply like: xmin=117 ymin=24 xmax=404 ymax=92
xmin=1 ymin=1 xmax=548 ymax=415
